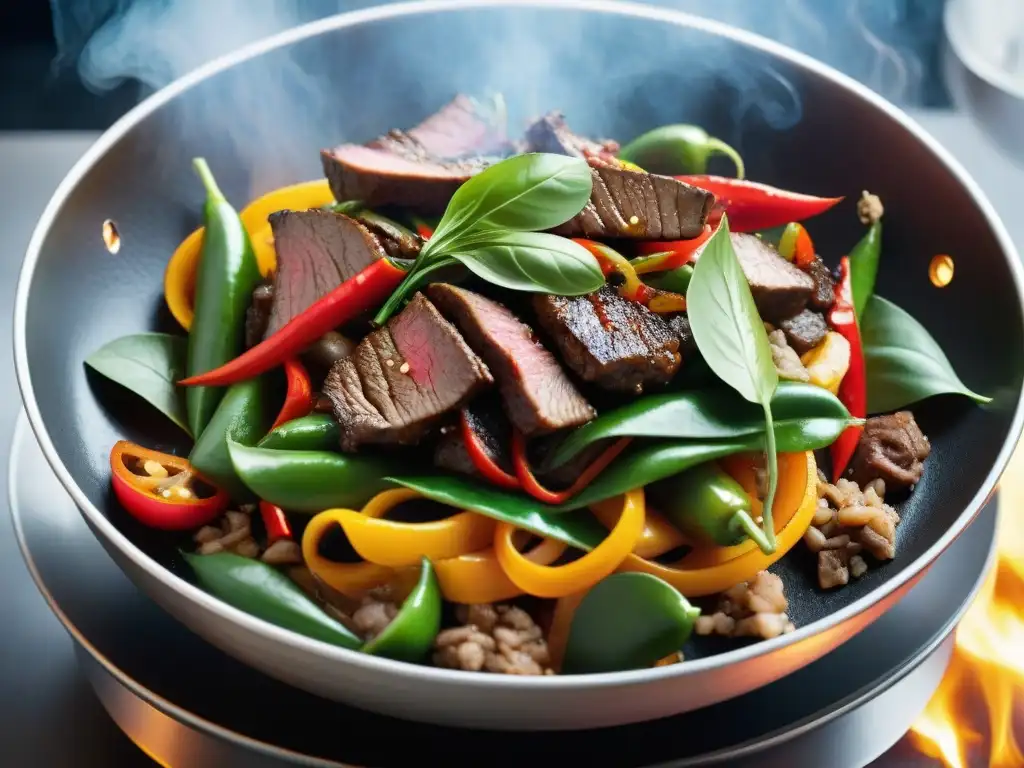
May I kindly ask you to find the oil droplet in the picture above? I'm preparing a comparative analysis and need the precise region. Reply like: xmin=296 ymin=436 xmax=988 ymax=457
xmin=102 ymin=219 xmax=121 ymax=254
xmin=929 ymin=254 xmax=954 ymax=287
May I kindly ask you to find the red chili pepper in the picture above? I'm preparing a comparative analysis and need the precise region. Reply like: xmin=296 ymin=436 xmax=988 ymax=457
xmin=676 ymin=175 xmax=843 ymax=233
xmin=259 ymin=500 xmax=292 ymax=543
xmin=632 ymin=224 xmax=714 ymax=268
xmin=828 ymin=256 xmax=867 ymax=482
xmin=109 ymin=441 xmax=229 ymax=530
xmin=460 ymin=410 xmax=520 ymax=490
xmin=269 ymin=358 xmax=315 ymax=431
xmin=777 ymin=222 xmax=817 ymax=268
xmin=572 ymin=239 xmax=649 ymax=303
xmin=511 ymin=431 xmax=633 ymax=505
xmin=179 ymin=259 xmax=406 ymax=387
xmin=416 ymin=223 xmax=434 ymax=240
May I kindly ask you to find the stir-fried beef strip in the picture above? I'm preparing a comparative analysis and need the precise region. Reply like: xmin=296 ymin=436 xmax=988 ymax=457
xmin=321 ymin=95 xmax=508 ymax=215
xmin=553 ymin=165 xmax=714 ymax=241
xmin=803 ymin=255 xmax=836 ymax=313
xmin=664 ymin=313 xmax=698 ymax=359
xmin=264 ymin=210 xmax=392 ymax=337
xmin=723 ymin=233 xmax=816 ymax=322
xmin=778 ymin=309 xmax=829 ymax=355
xmin=848 ymin=412 xmax=931 ymax=492
xmin=324 ymin=293 xmax=493 ymax=451
xmin=428 ymin=283 xmax=595 ymax=436
xmin=244 ymin=281 xmax=275 ymax=348
xmin=354 ymin=211 xmax=424 ymax=261
xmin=434 ymin=397 xmax=514 ymax=478
xmin=533 ymin=286 xmax=681 ymax=394
xmin=523 ymin=111 xmax=620 ymax=164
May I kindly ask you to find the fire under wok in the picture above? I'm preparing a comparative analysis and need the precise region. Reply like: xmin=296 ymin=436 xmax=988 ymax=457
xmin=13 ymin=0 xmax=1024 ymax=731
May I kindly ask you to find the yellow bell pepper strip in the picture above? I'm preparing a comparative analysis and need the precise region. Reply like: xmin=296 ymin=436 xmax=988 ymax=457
xmin=433 ymin=536 xmax=568 ymax=605
xmin=301 ymin=518 xmax=412 ymax=599
xmin=589 ymin=499 xmax=686 ymax=559
xmin=616 ymin=452 xmax=817 ymax=597
xmin=800 ymin=331 xmax=852 ymax=395
xmin=547 ymin=590 xmax=587 ymax=673
xmin=309 ymin=488 xmax=497 ymax=568
xmin=165 ymin=179 xmax=333 ymax=330
xmin=493 ymin=489 xmax=646 ymax=599
xmin=674 ymin=453 xmax=807 ymax=569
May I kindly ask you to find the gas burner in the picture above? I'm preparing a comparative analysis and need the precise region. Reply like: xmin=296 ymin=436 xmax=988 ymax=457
xmin=10 ymin=416 xmax=995 ymax=768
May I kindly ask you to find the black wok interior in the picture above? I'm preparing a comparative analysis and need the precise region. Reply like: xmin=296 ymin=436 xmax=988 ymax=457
xmin=22 ymin=4 xmax=1024 ymax=659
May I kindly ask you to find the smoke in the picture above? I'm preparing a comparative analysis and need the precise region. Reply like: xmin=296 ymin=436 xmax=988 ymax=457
xmin=49 ymin=0 xmax=944 ymax=191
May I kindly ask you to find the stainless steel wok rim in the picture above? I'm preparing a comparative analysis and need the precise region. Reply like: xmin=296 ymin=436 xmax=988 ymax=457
xmin=13 ymin=0 xmax=1024 ymax=692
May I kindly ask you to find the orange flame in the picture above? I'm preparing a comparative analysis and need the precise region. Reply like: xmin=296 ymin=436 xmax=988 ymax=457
xmin=910 ymin=446 xmax=1024 ymax=767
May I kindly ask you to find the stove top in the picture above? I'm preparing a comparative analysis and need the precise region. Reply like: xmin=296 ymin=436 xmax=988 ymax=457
xmin=1 ymin=112 xmax=1020 ymax=766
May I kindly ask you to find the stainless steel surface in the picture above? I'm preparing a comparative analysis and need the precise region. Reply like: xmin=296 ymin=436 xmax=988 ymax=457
xmin=944 ymin=0 xmax=1024 ymax=165
xmin=14 ymin=0 xmax=1024 ymax=731
xmin=9 ymin=413 xmax=997 ymax=767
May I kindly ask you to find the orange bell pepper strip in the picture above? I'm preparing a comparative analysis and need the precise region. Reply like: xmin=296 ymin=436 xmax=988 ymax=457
xmin=493 ymin=489 xmax=646 ymax=599
xmin=589 ymin=499 xmax=686 ymax=559
xmin=165 ymin=179 xmax=333 ymax=330
xmin=433 ymin=536 xmax=568 ymax=605
xmin=616 ymin=452 xmax=818 ymax=596
xmin=304 ymin=489 xmax=497 ymax=569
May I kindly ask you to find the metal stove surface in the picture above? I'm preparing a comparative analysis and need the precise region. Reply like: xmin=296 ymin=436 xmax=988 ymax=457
xmin=2 ymin=111 xmax=1021 ymax=766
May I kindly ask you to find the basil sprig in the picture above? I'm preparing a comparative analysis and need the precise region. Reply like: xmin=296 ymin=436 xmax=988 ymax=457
xmin=686 ymin=216 xmax=781 ymax=553
xmin=372 ymin=153 xmax=602 ymax=324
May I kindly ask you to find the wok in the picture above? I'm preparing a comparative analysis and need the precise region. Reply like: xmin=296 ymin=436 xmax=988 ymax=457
xmin=13 ymin=0 xmax=1024 ymax=731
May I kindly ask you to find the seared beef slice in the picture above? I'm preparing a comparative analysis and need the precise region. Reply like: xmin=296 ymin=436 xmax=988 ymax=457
xmin=779 ymin=309 xmax=828 ymax=355
xmin=434 ymin=397 xmax=514 ymax=478
xmin=533 ymin=286 xmax=681 ymax=393
xmin=325 ymin=294 xmax=493 ymax=451
xmin=554 ymin=166 xmax=714 ymax=241
xmin=523 ymin=111 xmax=620 ymax=161
xmin=730 ymin=234 xmax=815 ymax=322
xmin=265 ymin=210 xmax=387 ymax=337
xmin=849 ymin=412 xmax=931 ymax=492
xmin=321 ymin=95 xmax=505 ymax=215
xmin=428 ymin=284 xmax=595 ymax=435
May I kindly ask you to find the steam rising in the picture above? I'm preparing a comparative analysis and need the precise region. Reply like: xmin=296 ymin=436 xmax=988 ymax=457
xmin=50 ymin=0 xmax=941 ymax=190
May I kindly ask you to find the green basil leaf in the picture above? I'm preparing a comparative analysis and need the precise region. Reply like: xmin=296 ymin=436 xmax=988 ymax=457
xmin=862 ymin=294 xmax=991 ymax=412
xmin=183 ymin=552 xmax=361 ymax=650
xmin=427 ymin=153 xmax=593 ymax=253
xmin=686 ymin=216 xmax=780 ymax=550
xmin=562 ymin=573 xmax=700 ymax=674
xmin=84 ymin=332 xmax=191 ymax=437
xmin=227 ymin=442 xmax=393 ymax=513
xmin=453 ymin=232 xmax=604 ymax=296
xmin=388 ymin=475 xmax=608 ymax=550
xmin=549 ymin=381 xmax=851 ymax=467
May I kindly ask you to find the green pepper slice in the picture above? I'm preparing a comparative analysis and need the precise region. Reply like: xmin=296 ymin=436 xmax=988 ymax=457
xmin=618 ymin=124 xmax=745 ymax=178
xmin=258 ymin=414 xmax=341 ymax=451
xmin=362 ymin=557 xmax=441 ymax=663
xmin=649 ymin=461 xmax=760 ymax=548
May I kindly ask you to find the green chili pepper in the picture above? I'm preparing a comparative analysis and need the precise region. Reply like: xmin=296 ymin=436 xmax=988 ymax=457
xmin=186 ymin=159 xmax=263 ymax=437
xmin=644 ymin=263 xmax=693 ymax=295
xmin=183 ymin=552 xmax=361 ymax=650
xmin=227 ymin=441 xmax=393 ymax=513
xmin=362 ymin=557 xmax=441 ymax=662
xmin=258 ymin=414 xmax=341 ymax=451
xmin=190 ymin=376 xmax=275 ymax=501
xmin=649 ymin=461 xmax=764 ymax=549
xmin=849 ymin=219 xmax=883 ymax=322
xmin=562 ymin=573 xmax=700 ymax=674
xmin=618 ymin=125 xmax=745 ymax=179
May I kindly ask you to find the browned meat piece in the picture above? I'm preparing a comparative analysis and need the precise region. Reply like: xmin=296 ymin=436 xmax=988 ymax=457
xmin=244 ymin=281 xmax=274 ymax=348
xmin=804 ymin=256 xmax=835 ymax=312
xmin=265 ymin=210 xmax=388 ymax=337
xmin=665 ymin=313 xmax=698 ymax=359
xmin=553 ymin=165 xmax=714 ymax=241
xmin=433 ymin=603 xmax=553 ymax=675
xmin=533 ymin=286 xmax=681 ymax=394
xmin=818 ymin=549 xmax=850 ymax=589
xmin=321 ymin=95 xmax=508 ymax=214
xmin=428 ymin=283 xmax=594 ymax=436
xmin=728 ymin=234 xmax=815 ymax=321
xmin=848 ymin=411 xmax=931 ymax=492
xmin=434 ymin=398 xmax=514 ymax=478
xmin=324 ymin=294 xmax=493 ymax=451
xmin=779 ymin=309 xmax=828 ymax=355
xmin=523 ymin=111 xmax=620 ymax=163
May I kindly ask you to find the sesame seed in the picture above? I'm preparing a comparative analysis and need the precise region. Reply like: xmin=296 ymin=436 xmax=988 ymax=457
xmin=629 ymin=215 xmax=639 ymax=225
xmin=385 ymin=359 xmax=394 ymax=367
xmin=399 ymin=362 xmax=410 ymax=374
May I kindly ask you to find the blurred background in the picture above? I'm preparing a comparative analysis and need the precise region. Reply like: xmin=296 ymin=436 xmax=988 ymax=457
xmin=1 ymin=0 xmax=953 ymax=131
